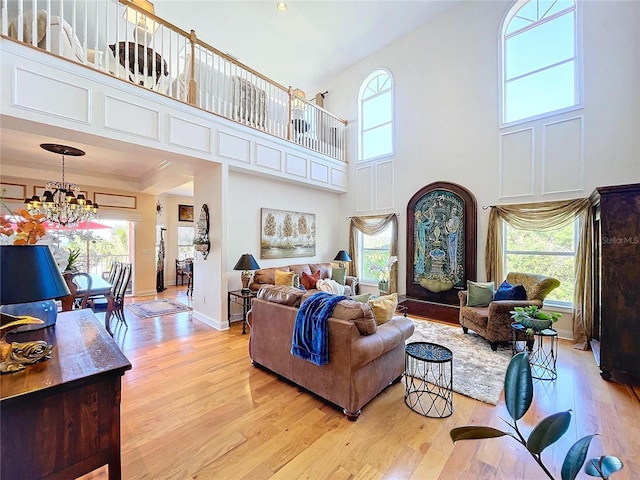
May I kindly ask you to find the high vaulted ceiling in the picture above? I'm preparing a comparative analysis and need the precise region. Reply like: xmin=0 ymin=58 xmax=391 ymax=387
xmin=1 ymin=1 xmax=461 ymax=198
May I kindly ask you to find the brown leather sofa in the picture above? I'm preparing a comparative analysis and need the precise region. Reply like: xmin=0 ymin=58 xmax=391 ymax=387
xmin=249 ymin=262 xmax=358 ymax=295
xmin=458 ymin=272 xmax=561 ymax=351
xmin=247 ymin=285 xmax=414 ymax=420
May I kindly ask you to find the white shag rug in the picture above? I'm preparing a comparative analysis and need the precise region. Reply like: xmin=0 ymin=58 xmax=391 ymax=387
xmin=407 ymin=318 xmax=511 ymax=405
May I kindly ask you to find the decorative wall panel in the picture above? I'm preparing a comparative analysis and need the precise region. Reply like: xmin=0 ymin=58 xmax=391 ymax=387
xmin=331 ymin=167 xmax=347 ymax=189
xmin=375 ymin=161 xmax=394 ymax=210
xmin=14 ymin=68 xmax=90 ymax=123
xmin=104 ymin=96 xmax=159 ymax=140
xmin=169 ymin=116 xmax=211 ymax=153
xmin=542 ymin=116 xmax=584 ymax=195
xmin=500 ymin=128 xmax=534 ymax=198
xmin=218 ymin=131 xmax=250 ymax=163
xmin=356 ymin=166 xmax=373 ymax=212
xmin=310 ymin=162 xmax=329 ymax=184
xmin=285 ymin=153 xmax=308 ymax=178
xmin=256 ymin=143 xmax=282 ymax=171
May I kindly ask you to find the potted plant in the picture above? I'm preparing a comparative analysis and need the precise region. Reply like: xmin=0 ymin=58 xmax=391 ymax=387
xmin=451 ymin=352 xmax=624 ymax=479
xmin=511 ymin=305 xmax=562 ymax=332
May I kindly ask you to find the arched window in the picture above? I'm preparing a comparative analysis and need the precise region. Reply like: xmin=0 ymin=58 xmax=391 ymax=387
xmin=358 ymin=69 xmax=394 ymax=161
xmin=501 ymin=0 xmax=581 ymax=125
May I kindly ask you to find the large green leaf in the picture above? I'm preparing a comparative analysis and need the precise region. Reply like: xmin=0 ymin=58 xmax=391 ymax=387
xmin=527 ymin=410 xmax=572 ymax=454
xmin=450 ymin=426 xmax=508 ymax=442
xmin=504 ymin=352 xmax=533 ymax=421
xmin=561 ymin=434 xmax=595 ymax=480
xmin=585 ymin=456 xmax=624 ymax=478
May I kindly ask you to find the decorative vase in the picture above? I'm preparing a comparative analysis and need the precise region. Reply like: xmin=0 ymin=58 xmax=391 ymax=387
xmin=0 ymin=299 xmax=58 ymax=332
xmin=519 ymin=317 xmax=552 ymax=331
xmin=378 ymin=280 xmax=389 ymax=292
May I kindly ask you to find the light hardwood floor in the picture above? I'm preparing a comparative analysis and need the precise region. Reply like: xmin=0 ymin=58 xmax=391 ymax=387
xmin=82 ymin=287 xmax=639 ymax=480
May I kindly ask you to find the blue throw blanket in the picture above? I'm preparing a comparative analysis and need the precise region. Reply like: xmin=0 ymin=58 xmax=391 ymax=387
xmin=291 ymin=292 xmax=347 ymax=366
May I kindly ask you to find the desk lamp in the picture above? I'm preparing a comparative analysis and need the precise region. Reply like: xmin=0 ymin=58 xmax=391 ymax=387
xmin=233 ymin=254 xmax=260 ymax=294
xmin=0 ymin=245 xmax=71 ymax=373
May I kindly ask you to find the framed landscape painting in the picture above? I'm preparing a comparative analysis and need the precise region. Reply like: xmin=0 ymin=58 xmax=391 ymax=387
xmin=261 ymin=208 xmax=316 ymax=259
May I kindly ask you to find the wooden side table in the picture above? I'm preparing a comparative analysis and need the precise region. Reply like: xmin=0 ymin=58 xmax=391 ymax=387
xmin=1 ymin=309 xmax=131 ymax=479
xmin=228 ymin=289 xmax=256 ymax=334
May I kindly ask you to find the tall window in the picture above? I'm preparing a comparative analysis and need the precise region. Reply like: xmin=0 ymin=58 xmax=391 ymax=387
xmin=503 ymin=221 xmax=577 ymax=306
xmin=359 ymin=224 xmax=392 ymax=284
xmin=358 ymin=69 xmax=394 ymax=161
xmin=177 ymin=226 xmax=195 ymax=260
xmin=501 ymin=0 xmax=580 ymax=125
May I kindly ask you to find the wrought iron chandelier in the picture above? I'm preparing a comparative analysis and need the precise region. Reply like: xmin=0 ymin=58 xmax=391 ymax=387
xmin=25 ymin=144 xmax=99 ymax=227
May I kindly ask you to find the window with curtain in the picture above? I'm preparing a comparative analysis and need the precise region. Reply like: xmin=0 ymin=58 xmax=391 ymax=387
xmin=358 ymin=69 xmax=394 ymax=161
xmin=177 ymin=226 xmax=195 ymax=260
xmin=358 ymin=224 xmax=392 ymax=284
xmin=503 ymin=220 xmax=577 ymax=306
xmin=501 ymin=0 xmax=581 ymax=125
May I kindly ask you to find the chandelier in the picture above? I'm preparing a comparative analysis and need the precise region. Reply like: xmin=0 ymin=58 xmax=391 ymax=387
xmin=25 ymin=144 xmax=99 ymax=227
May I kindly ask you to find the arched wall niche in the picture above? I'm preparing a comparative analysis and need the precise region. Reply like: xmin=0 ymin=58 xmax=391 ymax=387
xmin=405 ymin=181 xmax=477 ymax=323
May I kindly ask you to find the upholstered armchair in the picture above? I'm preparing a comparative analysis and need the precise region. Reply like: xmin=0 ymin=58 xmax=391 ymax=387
xmin=458 ymin=272 xmax=560 ymax=351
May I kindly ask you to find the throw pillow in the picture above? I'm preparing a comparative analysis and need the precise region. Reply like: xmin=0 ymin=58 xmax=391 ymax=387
xmin=331 ymin=266 xmax=346 ymax=285
xmin=368 ymin=293 xmax=398 ymax=325
xmin=350 ymin=293 xmax=372 ymax=303
xmin=466 ymin=281 xmax=495 ymax=307
xmin=275 ymin=270 xmax=295 ymax=287
xmin=316 ymin=278 xmax=345 ymax=295
xmin=301 ymin=270 xmax=321 ymax=290
xmin=494 ymin=280 xmax=528 ymax=301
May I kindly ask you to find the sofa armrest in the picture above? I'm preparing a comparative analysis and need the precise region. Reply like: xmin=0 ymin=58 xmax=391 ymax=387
xmin=458 ymin=290 xmax=468 ymax=307
xmin=345 ymin=275 xmax=358 ymax=295
xmin=350 ymin=316 xmax=414 ymax=368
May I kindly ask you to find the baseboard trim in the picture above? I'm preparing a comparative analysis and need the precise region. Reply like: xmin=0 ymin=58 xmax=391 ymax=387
xmin=192 ymin=311 xmax=228 ymax=331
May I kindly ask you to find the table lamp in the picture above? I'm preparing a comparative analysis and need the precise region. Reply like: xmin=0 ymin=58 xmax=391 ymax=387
xmin=333 ymin=250 xmax=352 ymax=269
xmin=233 ymin=254 xmax=260 ymax=293
xmin=0 ymin=245 xmax=71 ymax=373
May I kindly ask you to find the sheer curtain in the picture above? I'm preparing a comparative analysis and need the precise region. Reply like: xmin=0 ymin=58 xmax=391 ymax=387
xmin=485 ymin=198 xmax=594 ymax=349
xmin=348 ymin=214 xmax=398 ymax=293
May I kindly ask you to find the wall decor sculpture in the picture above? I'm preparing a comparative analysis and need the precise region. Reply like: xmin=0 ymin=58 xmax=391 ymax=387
xmin=194 ymin=204 xmax=210 ymax=259
xmin=405 ymin=182 xmax=477 ymax=322
xmin=260 ymin=208 xmax=316 ymax=259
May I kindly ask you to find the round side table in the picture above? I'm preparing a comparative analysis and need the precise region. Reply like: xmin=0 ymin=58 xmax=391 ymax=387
xmin=511 ymin=323 xmax=558 ymax=380
xmin=404 ymin=342 xmax=454 ymax=418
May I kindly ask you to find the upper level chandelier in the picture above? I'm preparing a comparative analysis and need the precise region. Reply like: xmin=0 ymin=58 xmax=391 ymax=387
xmin=25 ymin=144 xmax=99 ymax=227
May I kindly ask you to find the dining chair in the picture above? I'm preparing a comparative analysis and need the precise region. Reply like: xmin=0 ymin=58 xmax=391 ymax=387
xmin=112 ymin=263 xmax=132 ymax=324
xmin=185 ymin=259 xmax=193 ymax=296
xmin=61 ymin=272 xmax=93 ymax=311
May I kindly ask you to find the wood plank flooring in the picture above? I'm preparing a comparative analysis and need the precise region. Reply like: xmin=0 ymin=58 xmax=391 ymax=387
xmin=81 ymin=287 xmax=639 ymax=480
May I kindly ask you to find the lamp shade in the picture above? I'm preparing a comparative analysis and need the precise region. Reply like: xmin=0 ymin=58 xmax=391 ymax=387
xmin=233 ymin=254 xmax=260 ymax=271
xmin=0 ymin=245 xmax=70 ymax=305
xmin=334 ymin=250 xmax=352 ymax=263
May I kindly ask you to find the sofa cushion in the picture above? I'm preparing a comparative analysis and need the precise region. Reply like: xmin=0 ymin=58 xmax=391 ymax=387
xmin=275 ymin=270 xmax=295 ymax=287
xmin=333 ymin=299 xmax=377 ymax=335
xmin=494 ymin=280 xmax=527 ymax=301
xmin=467 ymin=281 xmax=494 ymax=307
xmin=309 ymin=263 xmax=332 ymax=280
xmin=257 ymin=285 xmax=305 ymax=307
xmin=368 ymin=293 xmax=398 ymax=325
xmin=350 ymin=293 xmax=371 ymax=303
xmin=316 ymin=278 xmax=345 ymax=295
xmin=331 ymin=267 xmax=346 ymax=285
xmin=301 ymin=270 xmax=321 ymax=290
xmin=289 ymin=264 xmax=312 ymax=277
xmin=253 ymin=267 xmax=290 ymax=286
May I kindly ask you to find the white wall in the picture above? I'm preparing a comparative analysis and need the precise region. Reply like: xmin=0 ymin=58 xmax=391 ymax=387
xmin=319 ymin=0 xmax=640 ymax=289
xmin=156 ymin=194 xmax=196 ymax=286
xmin=226 ymin=170 xmax=344 ymax=292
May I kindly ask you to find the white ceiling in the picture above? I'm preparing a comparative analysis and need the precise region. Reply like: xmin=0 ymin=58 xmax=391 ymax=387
xmin=1 ymin=0 xmax=460 ymax=198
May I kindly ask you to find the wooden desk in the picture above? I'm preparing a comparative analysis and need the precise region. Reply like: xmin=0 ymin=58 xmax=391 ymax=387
xmin=1 ymin=310 xmax=131 ymax=480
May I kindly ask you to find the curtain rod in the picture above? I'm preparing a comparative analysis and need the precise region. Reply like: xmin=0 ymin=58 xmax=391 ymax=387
xmin=345 ymin=213 xmax=400 ymax=220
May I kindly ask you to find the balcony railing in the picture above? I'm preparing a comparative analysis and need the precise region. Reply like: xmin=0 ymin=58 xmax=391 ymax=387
xmin=1 ymin=0 xmax=347 ymax=161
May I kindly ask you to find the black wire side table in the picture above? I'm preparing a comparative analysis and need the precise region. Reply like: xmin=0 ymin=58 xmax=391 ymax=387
xmin=511 ymin=323 xmax=558 ymax=380
xmin=404 ymin=342 xmax=454 ymax=418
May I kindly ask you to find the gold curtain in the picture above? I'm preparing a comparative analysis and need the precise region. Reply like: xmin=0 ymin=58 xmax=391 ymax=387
xmin=485 ymin=198 xmax=594 ymax=349
xmin=349 ymin=214 xmax=399 ymax=293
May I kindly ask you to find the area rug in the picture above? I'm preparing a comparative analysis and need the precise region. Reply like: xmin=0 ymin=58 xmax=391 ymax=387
xmin=407 ymin=318 xmax=511 ymax=405
xmin=126 ymin=299 xmax=192 ymax=319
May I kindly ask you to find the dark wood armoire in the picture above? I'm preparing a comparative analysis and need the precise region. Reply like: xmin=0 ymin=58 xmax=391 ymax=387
xmin=590 ymin=183 xmax=640 ymax=383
